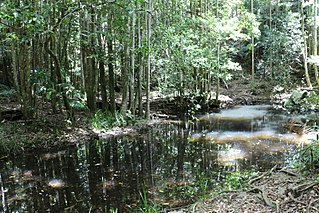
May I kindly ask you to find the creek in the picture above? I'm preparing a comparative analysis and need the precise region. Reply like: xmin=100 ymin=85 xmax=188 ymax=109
xmin=0 ymin=105 xmax=315 ymax=212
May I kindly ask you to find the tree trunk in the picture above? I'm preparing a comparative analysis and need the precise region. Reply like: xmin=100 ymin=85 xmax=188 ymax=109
xmin=313 ymin=0 xmax=319 ymax=85
xmin=16 ymin=43 xmax=34 ymax=119
xmin=216 ymin=43 xmax=220 ymax=102
xmin=108 ymin=13 xmax=116 ymax=115
xmin=98 ymin=56 xmax=108 ymax=111
xmin=120 ymin=43 xmax=129 ymax=115
xmin=137 ymin=3 xmax=144 ymax=117
xmin=81 ymin=8 xmax=97 ymax=112
xmin=44 ymin=36 xmax=72 ymax=120
xmin=129 ymin=9 xmax=136 ymax=114
xmin=301 ymin=0 xmax=312 ymax=88
xmin=145 ymin=0 xmax=152 ymax=120
xmin=251 ymin=0 xmax=255 ymax=79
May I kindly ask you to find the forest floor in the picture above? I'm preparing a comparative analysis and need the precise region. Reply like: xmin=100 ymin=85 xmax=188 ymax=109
xmin=1 ymin=79 xmax=317 ymax=212
xmin=184 ymin=167 xmax=319 ymax=213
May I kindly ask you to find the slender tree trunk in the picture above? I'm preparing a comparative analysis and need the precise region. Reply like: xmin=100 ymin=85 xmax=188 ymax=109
xmin=301 ymin=0 xmax=312 ymax=88
xmin=80 ymin=8 xmax=97 ymax=112
xmin=269 ymin=1 xmax=273 ymax=79
xmin=15 ymin=42 xmax=34 ymax=118
xmin=137 ymin=6 xmax=144 ymax=117
xmin=108 ymin=13 xmax=116 ymax=115
xmin=313 ymin=0 xmax=319 ymax=85
xmin=87 ymin=8 xmax=97 ymax=112
xmin=44 ymin=36 xmax=71 ymax=114
xmin=120 ymin=43 xmax=129 ymax=115
xmin=99 ymin=60 xmax=108 ymax=111
xmin=251 ymin=0 xmax=255 ymax=79
xmin=129 ymin=9 xmax=136 ymax=113
xmin=216 ymin=42 xmax=220 ymax=102
xmin=145 ymin=0 xmax=152 ymax=119
xmin=215 ymin=0 xmax=220 ymax=102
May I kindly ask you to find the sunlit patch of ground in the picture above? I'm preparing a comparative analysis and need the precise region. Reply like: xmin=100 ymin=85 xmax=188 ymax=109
xmin=47 ymin=179 xmax=66 ymax=189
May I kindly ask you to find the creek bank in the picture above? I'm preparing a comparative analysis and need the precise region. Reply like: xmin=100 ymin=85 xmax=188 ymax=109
xmin=180 ymin=167 xmax=319 ymax=213
xmin=272 ymin=86 xmax=319 ymax=113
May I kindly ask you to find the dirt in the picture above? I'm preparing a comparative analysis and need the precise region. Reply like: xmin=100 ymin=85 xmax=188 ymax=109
xmin=173 ymin=167 xmax=319 ymax=213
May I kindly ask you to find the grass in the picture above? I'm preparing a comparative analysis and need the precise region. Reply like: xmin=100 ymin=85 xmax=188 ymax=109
xmin=0 ymin=123 xmax=25 ymax=154
xmin=136 ymin=190 xmax=160 ymax=213
xmin=289 ymin=140 xmax=319 ymax=173
xmin=91 ymin=110 xmax=143 ymax=130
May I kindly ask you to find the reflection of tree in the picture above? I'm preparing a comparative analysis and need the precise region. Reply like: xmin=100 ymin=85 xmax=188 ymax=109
xmin=64 ymin=149 xmax=89 ymax=211
xmin=87 ymin=141 xmax=102 ymax=211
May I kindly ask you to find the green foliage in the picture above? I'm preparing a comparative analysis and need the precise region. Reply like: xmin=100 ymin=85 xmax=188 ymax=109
xmin=0 ymin=124 xmax=24 ymax=154
xmin=91 ymin=110 xmax=140 ymax=130
xmin=256 ymin=2 xmax=302 ymax=82
xmin=153 ymin=0 xmax=252 ymax=98
xmin=224 ymin=171 xmax=252 ymax=191
xmin=109 ymin=208 xmax=119 ymax=213
xmin=290 ymin=141 xmax=319 ymax=173
xmin=31 ymin=69 xmax=87 ymax=111
xmin=284 ymin=91 xmax=319 ymax=112
xmin=135 ymin=190 xmax=160 ymax=213
xmin=0 ymin=85 xmax=17 ymax=100
xmin=0 ymin=1 xmax=45 ymax=43
xmin=302 ymin=92 xmax=319 ymax=107
xmin=157 ymin=173 xmax=216 ymax=204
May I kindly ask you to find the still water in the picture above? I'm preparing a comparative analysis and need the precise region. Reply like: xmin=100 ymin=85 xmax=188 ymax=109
xmin=0 ymin=105 xmax=313 ymax=212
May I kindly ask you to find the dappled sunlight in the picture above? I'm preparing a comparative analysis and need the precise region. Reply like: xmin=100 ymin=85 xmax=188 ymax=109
xmin=48 ymin=179 xmax=66 ymax=189
xmin=217 ymin=148 xmax=249 ymax=166
xmin=199 ymin=105 xmax=273 ymax=121
xmin=0 ymin=105 xmax=317 ymax=211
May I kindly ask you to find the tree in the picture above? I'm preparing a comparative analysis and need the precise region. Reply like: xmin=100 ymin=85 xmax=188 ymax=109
xmin=251 ymin=0 xmax=255 ymax=79
xmin=145 ymin=0 xmax=152 ymax=119
xmin=301 ymin=0 xmax=312 ymax=88
xmin=313 ymin=0 xmax=319 ymax=85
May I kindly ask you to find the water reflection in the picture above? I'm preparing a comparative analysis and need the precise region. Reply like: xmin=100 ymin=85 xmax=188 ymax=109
xmin=0 ymin=105 xmax=312 ymax=212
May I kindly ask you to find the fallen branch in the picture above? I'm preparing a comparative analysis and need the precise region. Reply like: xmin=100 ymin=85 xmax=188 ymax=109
xmin=279 ymin=168 xmax=300 ymax=177
xmin=293 ymin=182 xmax=318 ymax=194
xmin=288 ymin=192 xmax=307 ymax=206
xmin=307 ymin=198 xmax=319 ymax=213
xmin=249 ymin=165 xmax=277 ymax=185
xmin=251 ymin=186 xmax=274 ymax=207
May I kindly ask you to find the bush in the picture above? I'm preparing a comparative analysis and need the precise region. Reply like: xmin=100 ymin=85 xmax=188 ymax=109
xmin=290 ymin=140 xmax=319 ymax=173
xmin=91 ymin=110 xmax=139 ymax=130
xmin=0 ymin=84 xmax=17 ymax=100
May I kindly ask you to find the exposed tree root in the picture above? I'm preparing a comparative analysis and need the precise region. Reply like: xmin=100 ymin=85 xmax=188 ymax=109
xmin=248 ymin=165 xmax=278 ymax=185
xmin=279 ymin=168 xmax=300 ymax=176
xmin=188 ymin=168 xmax=319 ymax=213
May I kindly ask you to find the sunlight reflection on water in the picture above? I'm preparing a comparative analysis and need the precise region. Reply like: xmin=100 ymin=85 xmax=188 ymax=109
xmin=0 ymin=104 xmax=317 ymax=212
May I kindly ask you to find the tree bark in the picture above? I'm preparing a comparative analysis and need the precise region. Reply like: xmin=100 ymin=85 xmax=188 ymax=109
xmin=251 ymin=0 xmax=255 ymax=79
xmin=145 ymin=0 xmax=152 ymax=120
xmin=108 ymin=12 xmax=116 ymax=115
xmin=137 ymin=3 xmax=144 ymax=117
xmin=301 ymin=0 xmax=312 ymax=88
xmin=14 ymin=43 xmax=34 ymax=119
xmin=80 ymin=7 xmax=97 ymax=112
xmin=313 ymin=0 xmax=319 ymax=85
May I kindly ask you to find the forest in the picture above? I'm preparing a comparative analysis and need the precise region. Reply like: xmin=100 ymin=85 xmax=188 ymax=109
xmin=1 ymin=0 xmax=319 ymax=212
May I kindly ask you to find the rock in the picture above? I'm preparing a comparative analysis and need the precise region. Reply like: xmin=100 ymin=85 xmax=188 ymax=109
xmin=284 ymin=90 xmax=308 ymax=109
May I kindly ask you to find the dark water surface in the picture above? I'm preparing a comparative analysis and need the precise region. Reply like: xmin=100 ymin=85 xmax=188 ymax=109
xmin=0 ymin=105 xmax=312 ymax=212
